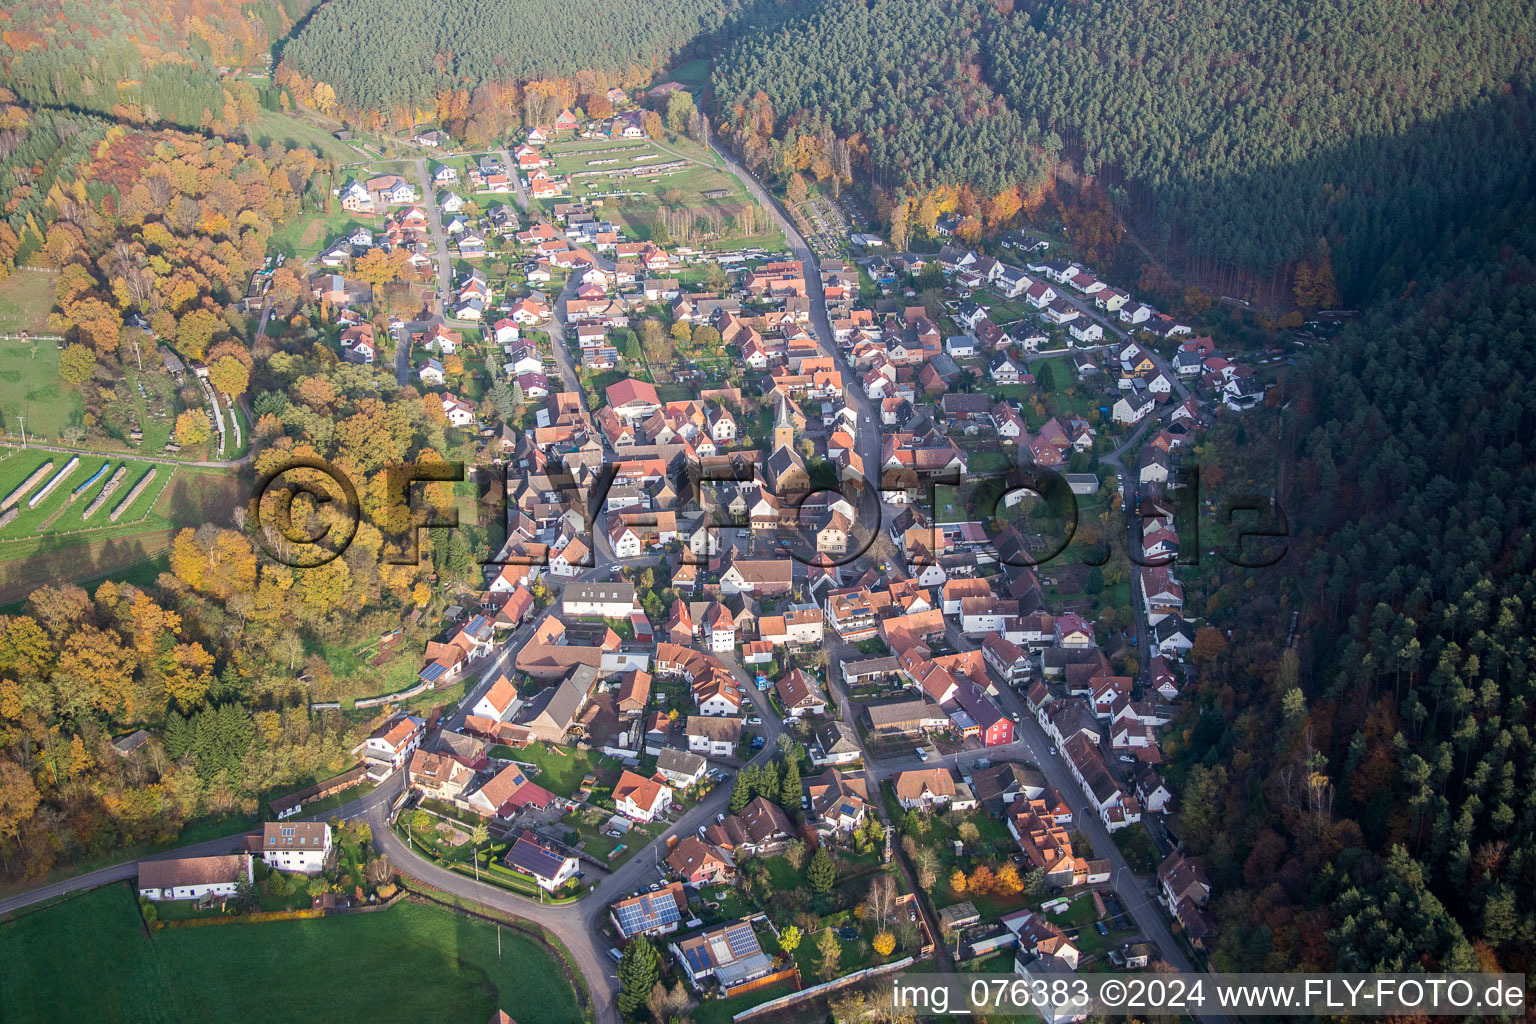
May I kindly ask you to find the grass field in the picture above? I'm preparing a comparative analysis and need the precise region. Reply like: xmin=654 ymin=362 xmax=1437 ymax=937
xmin=0 ymin=463 xmax=241 ymax=604
xmin=268 ymin=205 xmax=381 ymax=259
xmin=494 ymin=744 xmax=615 ymax=798
xmin=0 ymin=453 xmax=175 ymax=539
xmin=0 ymin=271 xmax=56 ymax=336
xmin=0 ymin=883 xmax=584 ymax=1024
xmin=0 ymin=337 xmax=83 ymax=439
xmin=248 ymin=110 xmax=367 ymax=166
xmin=547 ymin=134 xmax=783 ymax=250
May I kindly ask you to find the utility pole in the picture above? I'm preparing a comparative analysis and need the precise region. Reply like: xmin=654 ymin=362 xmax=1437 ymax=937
xmin=17 ymin=415 xmax=24 ymax=449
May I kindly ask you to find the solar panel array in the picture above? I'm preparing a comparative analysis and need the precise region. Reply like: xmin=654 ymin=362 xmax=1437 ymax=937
xmin=615 ymin=890 xmax=681 ymax=937
xmin=724 ymin=922 xmax=759 ymax=959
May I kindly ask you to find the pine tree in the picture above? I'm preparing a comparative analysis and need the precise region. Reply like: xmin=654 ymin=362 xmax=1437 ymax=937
xmin=756 ymin=761 xmax=779 ymax=802
xmin=488 ymin=378 xmax=516 ymax=418
xmin=729 ymin=770 xmax=753 ymax=814
xmin=778 ymin=754 xmax=802 ymax=809
xmin=807 ymin=846 xmax=836 ymax=893
xmin=617 ymin=936 xmax=660 ymax=1018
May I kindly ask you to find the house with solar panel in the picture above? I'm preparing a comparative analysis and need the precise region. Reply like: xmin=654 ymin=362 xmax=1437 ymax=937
xmin=502 ymin=834 xmax=579 ymax=892
xmin=419 ymin=614 xmax=496 ymax=686
xmin=670 ymin=919 xmax=776 ymax=994
xmin=609 ymin=881 xmax=690 ymax=940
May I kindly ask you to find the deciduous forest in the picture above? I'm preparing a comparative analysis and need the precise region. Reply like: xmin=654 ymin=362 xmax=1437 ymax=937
xmin=0 ymin=0 xmax=318 ymax=126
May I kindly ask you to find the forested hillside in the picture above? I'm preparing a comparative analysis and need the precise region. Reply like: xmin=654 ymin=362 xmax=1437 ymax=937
xmin=1170 ymin=197 xmax=1536 ymax=971
xmin=713 ymin=0 xmax=1054 ymax=196
xmin=714 ymin=0 xmax=1536 ymax=303
xmin=986 ymin=0 xmax=1536 ymax=302
xmin=277 ymin=0 xmax=800 ymax=123
xmin=0 ymin=114 xmax=451 ymax=882
xmin=0 ymin=0 xmax=317 ymax=127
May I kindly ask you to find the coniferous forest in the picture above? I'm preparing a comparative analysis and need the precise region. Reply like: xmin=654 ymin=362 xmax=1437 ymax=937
xmin=713 ymin=0 xmax=1536 ymax=301
xmin=1171 ymin=197 xmax=1536 ymax=972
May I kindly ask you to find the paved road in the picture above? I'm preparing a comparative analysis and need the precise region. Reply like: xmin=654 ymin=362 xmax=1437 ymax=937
xmin=0 ymin=781 xmax=401 ymax=919
xmin=410 ymin=158 xmax=455 ymax=304
xmin=932 ymin=630 xmax=1228 ymax=1023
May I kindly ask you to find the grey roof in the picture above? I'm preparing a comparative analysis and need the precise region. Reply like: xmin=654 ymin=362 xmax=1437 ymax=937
xmin=563 ymin=581 xmax=637 ymax=606
xmin=656 ymin=747 xmax=706 ymax=777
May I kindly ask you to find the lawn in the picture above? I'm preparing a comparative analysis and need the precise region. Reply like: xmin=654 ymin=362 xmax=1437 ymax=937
xmin=268 ymin=205 xmax=382 ymax=259
xmin=0 ymin=464 xmax=241 ymax=604
xmin=0 ymin=883 xmax=584 ymax=1024
xmin=692 ymin=982 xmax=797 ymax=1024
xmin=0 ymin=453 xmax=178 ymax=541
xmin=248 ymin=110 xmax=366 ymax=165
xmin=0 ymin=270 xmax=56 ymax=336
xmin=0 ymin=335 xmax=83 ymax=439
xmin=494 ymin=744 xmax=616 ymax=798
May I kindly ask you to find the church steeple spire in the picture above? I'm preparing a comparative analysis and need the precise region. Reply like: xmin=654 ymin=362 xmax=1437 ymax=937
xmin=772 ymin=390 xmax=795 ymax=453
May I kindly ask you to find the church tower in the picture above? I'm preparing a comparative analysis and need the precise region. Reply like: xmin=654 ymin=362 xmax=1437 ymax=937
xmin=772 ymin=391 xmax=795 ymax=453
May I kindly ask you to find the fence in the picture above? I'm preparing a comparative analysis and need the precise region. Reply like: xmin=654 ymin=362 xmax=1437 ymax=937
xmin=732 ymin=957 xmax=915 ymax=1021
xmin=355 ymin=679 xmax=432 ymax=709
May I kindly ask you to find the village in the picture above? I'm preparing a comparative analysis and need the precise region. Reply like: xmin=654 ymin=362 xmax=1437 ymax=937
xmin=135 ymin=98 xmax=1266 ymax=1023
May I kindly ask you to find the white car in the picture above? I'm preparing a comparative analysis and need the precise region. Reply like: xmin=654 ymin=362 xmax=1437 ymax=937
xmin=745 ymin=716 xmax=762 ymax=726
xmin=916 ymin=747 xmax=929 ymax=762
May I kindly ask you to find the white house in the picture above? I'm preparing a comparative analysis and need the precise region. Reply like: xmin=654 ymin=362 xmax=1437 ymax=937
xmin=563 ymin=582 xmax=636 ymax=618
xmin=945 ymin=335 xmax=977 ymax=358
xmin=1112 ymin=389 xmax=1155 ymax=425
xmin=1069 ymin=320 xmax=1104 ymax=344
xmin=472 ymin=675 xmax=521 ymax=722
xmin=260 ymin=821 xmax=332 ymax=875
xmin=613 ymin=770 xmax=673 ymax=822
xmin=138 ymin=853 xmax=252 ymax=902
xmin=687 ymin=716 xmax=742 ymax=757
xmin=361 ymin=713 xmax=424 ymax=772
xmin=504 ymin=835 xmax=579 ymax=892
xmin=442 ymin=395 xmax=476 ymax=428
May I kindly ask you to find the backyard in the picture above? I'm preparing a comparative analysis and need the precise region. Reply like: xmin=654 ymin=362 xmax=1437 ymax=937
xmin=0 ymin=883 xmax=585 ymax=1024
xmin=490 ymin=744 xmax=617 ymax=798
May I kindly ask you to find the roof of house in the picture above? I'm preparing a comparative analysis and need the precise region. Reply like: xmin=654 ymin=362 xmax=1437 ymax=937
xmin=656 ymin=747 xmax=706 ymax=777
xmin=894 ymin=768 xmax=957 ymax=803
xmin=686 ymin=715 xmax=743 ymax=743
xmin=667 ymin=835 xmax=731 ymax=876
xmin=610 ymin=881 xmax=688 ymax=938
xmin=606 ymin=377 xmax=661 ymax=408
xmin=261 ymin=821 xmax=328 ymax=851
xmin=613 ymin=770 xmax=671 ymax=812
xmin=505 ymin=834 xmax=572 ymax=879
xmin=139 ymin=853 xmax=248 ymax=890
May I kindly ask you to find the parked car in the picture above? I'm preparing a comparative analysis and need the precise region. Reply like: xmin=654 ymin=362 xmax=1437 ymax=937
xmin=916 ymin=747 xmax=930 ymax=762
xmin=1095 ymin=921 xmax=1109 ymax=936
xmin=1049 ymin=747 xmax=1057 ymax=756
xmin=745 ymin=716 xmax=762 ymax=726
xmin=698 ymin=826 xmax=708 ymax=839
xmin=1119 ymin=754 xmax=1137 ymax=763
xmin=716 ymin=813 xmax=725 ymax=824
xmin=607 ymin=947 xmax=623 ymax=964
